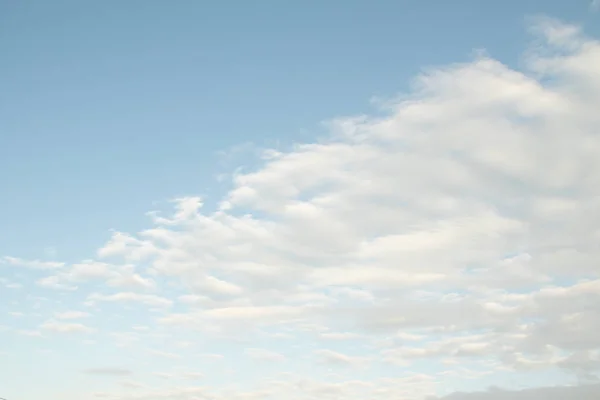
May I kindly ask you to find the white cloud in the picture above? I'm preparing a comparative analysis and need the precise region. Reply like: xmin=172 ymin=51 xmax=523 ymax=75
xmin=87 ymin=292 xmax=172 ymax=308
xmin=9 ymin=311 xmax=24 ymax=317
xmin=40 ymin=320 xmax=94 ymax=334
xmin=119 ymin=379 xmax=145 ymax=389
xmin=153 ymin=371 xmax=175 ymax=379
xmin=200 ymin=353 xmax=225 ymax=360
xmin=85 ymin=19 xmax=600 ymax=383
xmin=39 ymin=260 xmax=156 ymax=291
xmin=54 ymin=311 xmax=90 ymax=320
xmin=195 ymin=275 xmax=244 ymax=296
xmin=92 ymin=374 xmax=437 ymax=400
xmin=15 ymin=329 xmax=43 ymax=337
xmin=5 ymin=282 xmax=23 ymax=289
xmin=1 ymin=256 xmax=64 ymax=269
xmin=148 ymin=349 xmax=181 ymax=359
xmin=244 ymin=348 xmax=286 ymax=362
xmin=181 ymin=371 xmax=204 ymax=380
xmin=83 ymin=368 xmax=133 ymax=376
xmin=315 ymin=349 xmax=370 ymax=367
xmin=110 ymin=332 xmax=140 ymax=348
xmin=319 ymin=332 xmax=363 ymax=340
xmin=36 ymin=275 xmax=77 ymax=291
xmin=3 ymin=16 xmax=600 ymax=400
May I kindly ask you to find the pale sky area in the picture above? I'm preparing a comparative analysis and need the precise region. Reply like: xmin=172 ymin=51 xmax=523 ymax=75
xmin=2 ymin=1 xmax=600 ymax=400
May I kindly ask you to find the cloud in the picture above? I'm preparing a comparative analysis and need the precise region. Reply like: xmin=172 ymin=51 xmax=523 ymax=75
xmin=9 ymin=312 xmax=24 ymax=318
xmin=153 ymin=371 xmax=175 ymax=379
xmin=36 ymin=275 xmax=77 ymax=291
xmin=15 ymin=329 xmax=43 ymax=337
xmin=40 ymin=260 xmax=155 ymax=291
xmin=83 ymin=368 xmax=133 ymax=376
xmin=1 ymin=256 xmax=64 ymax=269
xmin=119 ymin=380 xmax=145 ymax=388
xmin=431 ymin=383 xmax=600 ymax=400
xmin=315 ymin=349 xmax=370 ymax=367
xmin=40 ymin=320 xmax=95 ymax=334
xmin=148 ymin=350 xmax=181 ymax=359
xmin=92 ymin=374 xmax=437 ymax=400
xmin=181 ymin=371 xmax=204 ymax=380
xmin=85 ymin=18 xmax=600 ymax=382
xmin=200 ymin=353 xmax=225 ymax=360
xmin=86 ymin=292 xmax=172 ymax=308
xmin=110 ymin=332 xmax=140 ymax=348
xmin=54 ymin=311 xmax=90 ymax=320
xmin=3 ymin=16 xmax=600 ymax=400
xmin=244 ymin=348 xmax=286 ymax=362
xmin=318 ymin=332 xmax=363 ymax=340
xmin=5 ymin=282 xmax=22 ymax=289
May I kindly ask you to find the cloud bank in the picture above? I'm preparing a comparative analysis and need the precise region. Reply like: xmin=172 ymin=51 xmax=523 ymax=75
xmin=3 ymin=17 xmax=600 ymax=400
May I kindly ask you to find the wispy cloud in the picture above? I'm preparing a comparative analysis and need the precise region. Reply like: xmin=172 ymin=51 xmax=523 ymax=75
xmin=54 ymin=311 xmax=90 ymax=320
xmin=83 ymin=368 xmax=133 ymax=376
xmin=244 ymin=348 xmax=286 ymax=362
xmin=1 ymin=256 xmax=64 ymax=269
xmin=40 ymin=320 xmax=94 ymax=334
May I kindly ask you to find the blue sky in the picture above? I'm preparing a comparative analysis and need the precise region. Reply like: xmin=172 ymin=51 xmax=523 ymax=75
xmin=2 ymin=1 xmax=600 ymax=400
xmin=2 ymin=0 xmax=598 ymax=259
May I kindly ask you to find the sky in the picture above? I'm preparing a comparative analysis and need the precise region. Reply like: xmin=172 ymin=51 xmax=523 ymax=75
xmin=1 ymin=1 xmax=600 ymax=399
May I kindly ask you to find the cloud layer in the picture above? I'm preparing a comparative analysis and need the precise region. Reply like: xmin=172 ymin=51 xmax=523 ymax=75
xmin=2 ymin=17 xmax=600 ymax=400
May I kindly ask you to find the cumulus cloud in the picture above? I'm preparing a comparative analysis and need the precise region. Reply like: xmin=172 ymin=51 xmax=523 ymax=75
xmin=3 ymin=16 xmax=600 ymax=400
xmin=86 ymin=17 xmax=600 ymax=383
xmin=39 ymin=260 xmax=156 ymax=291
xmin=92 ymin=18 xmax=600 ymax=384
